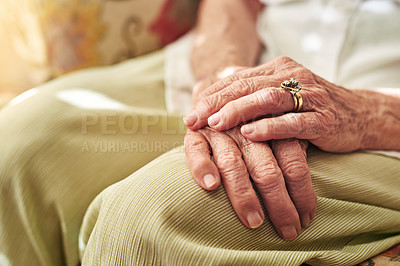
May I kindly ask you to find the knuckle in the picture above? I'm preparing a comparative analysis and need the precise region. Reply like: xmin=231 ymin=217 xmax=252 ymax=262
xmin=275 ymin=55 xmax=294 ymax=65
xmin=217 ymin=153 xmax=243 ymax=173
xmin=235 ymin=79 xmax=254 ymax=96
xmin=273 ymin=56 xmax=304 ymax=76
xmin=230 ymin=186 xmax=256 ymax=202
xmin=238 ymin=140 xmax=255 ymax=153
xmin=217 ymin=77 xmax=232 ymax=88
xmin=281 ymin=161 xmax=310 ymax=184
xmin=251 ymin=162 xmax=282 ymax=186
xmin=184 ymin=134 xmax=199 ymax=146
xmin=234 ymin=195 xmax=260 ymax=212
xmin=224 ymin=101 xmax=239 ymax=115
xmin=226 ymin=84 xmax=240 ymax=98
xmin=191 ymin=157 xmax=210 ymax=170
xmin=251 ymin=67 xmax=268 ymax=77
xmin=244 ymin=78 xmax=259 ymax=94
xmin=229 ymin=78 xmax=264 ymax=99
xmin=236 ymin=79 xmax=249 ymax=90
xmin=297 ymin=69 xmax=314 ymax=81
xmin=228 ymin=72 xmax=241 ymax=83
xmin=256 ymin=63 xmax=274 ymax=76
xmin=280 ymin=162 xmax=316 ymax=213
xmin=202 ymin=94 xmax=229 ymax=115
xmin=203 ymin=96 xmax=220 ymax=112
xmin=219 ymin=84 xmax=242 ymax=102
xmin=199 ymin=76 xmax=237 ymax=100
xmin=185 ymin=137 xmax=208 ymax=154
xmin=256 ymin=177 xmax=284 ymax=194
xmin=220 ymin=164 xmax=255 ymax=197
xmin=266 ymin=89 xmax=284 ymax=106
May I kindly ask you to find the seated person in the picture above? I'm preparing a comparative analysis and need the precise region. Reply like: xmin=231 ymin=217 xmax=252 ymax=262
xmin=0 ymin=0 xmax=399 ymax=265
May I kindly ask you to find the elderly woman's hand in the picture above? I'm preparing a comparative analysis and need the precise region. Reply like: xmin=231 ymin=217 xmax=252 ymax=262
xmin=184 ymin=56 xmax=380 ymax=152
xmin=185 ymin=76 xmax=317 ymax=240
xmin=185 ymin=128 xmax=316 ymax=240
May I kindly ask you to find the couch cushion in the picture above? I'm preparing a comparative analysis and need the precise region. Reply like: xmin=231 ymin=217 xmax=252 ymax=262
xmin=0 ymin=0 xmax=199 ymax=90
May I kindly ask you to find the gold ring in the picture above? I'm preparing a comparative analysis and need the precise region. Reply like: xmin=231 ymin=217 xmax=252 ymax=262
xmin=281 ymin=78 xmax=303 ymax=112
xmin=290 ymin=91 xmax=298 ymax=111
xmin=295 ymin=92 xmax=303 ymax=112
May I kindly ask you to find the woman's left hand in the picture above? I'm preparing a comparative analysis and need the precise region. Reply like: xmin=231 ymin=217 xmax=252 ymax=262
xmin=184 ymin=56 xmax=376 ymax=152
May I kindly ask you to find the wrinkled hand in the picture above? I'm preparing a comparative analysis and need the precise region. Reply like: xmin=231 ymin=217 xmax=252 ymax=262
xmin=184 ymin=72 xmax=316 ymax=240
xmin=184 ymin=56 xmax=372 ymax=152
xmin=185 ymin=128 xmax=316 ymax=240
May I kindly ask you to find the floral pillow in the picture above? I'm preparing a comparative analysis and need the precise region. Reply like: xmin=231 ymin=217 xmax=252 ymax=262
xmin=0 ymin=0 xmax=199 ymax=92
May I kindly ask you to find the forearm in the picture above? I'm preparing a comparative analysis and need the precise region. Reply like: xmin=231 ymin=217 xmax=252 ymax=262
xmin=191 ymin=0 xmax=262 ymax=83
xmin=361 ymin=89 xmax=400 ymax=151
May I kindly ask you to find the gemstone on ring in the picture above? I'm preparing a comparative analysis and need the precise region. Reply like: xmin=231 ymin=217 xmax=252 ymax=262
xmin=281 ymin=78 xmax=303 ymax=112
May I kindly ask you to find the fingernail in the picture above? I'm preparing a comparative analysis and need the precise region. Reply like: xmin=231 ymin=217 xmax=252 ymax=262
xmin=280 ymin=226 xmax=298 ymax=240
xmin=246 ymin=211 xmax=263 ymax=229
xmin=301 ymin=214 xmax=312 ymax=228
xmin=208 ymin=113 xmax=220 ymax=127
xmin=183 ymin=113 xmax=197 ymax=127
xmin=203 ymin=174 xmax=217 ymax=188
xmin=241 ymin=124 xmax=255 ymax=134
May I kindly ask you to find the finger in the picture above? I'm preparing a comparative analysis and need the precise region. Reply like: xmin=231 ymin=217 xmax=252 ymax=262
xmin=271 ymin=139 xmax=317 ymax=228
xmin=184 ymin=56 xmax=303 ymax=129
xmin=227 ymin=130 xmax=301 ymax=240
xmin=197 ymin=55 xmax=301 ymax=100
xmin=199 ymin=128 xmax=265 ymax=229
xmin=197 ymin=65 xmax=276 ymax=100
xmin=184 ymin=130 xmax=221 ymax=190
xmin=193 ymin=66 xmax=249 ymax=103
xmin=241 ymin=112 xmax=324 ymax=141
xmin=207 ymin=87 xmax=316 ymax=131
xmin=184 ymin=76 xmax=278 ymax=130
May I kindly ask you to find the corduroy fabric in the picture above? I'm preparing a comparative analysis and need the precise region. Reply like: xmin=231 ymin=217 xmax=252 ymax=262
xmin=80 ymin=147 xmax=400 ymax=266
xmin=0 ymin=50 xmax=185 ymax=266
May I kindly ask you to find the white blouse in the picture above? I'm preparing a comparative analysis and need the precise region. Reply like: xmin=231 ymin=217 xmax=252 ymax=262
xmin=257 ymin=0 xmax=400 ymax=88
xmin=164 ymin=0 xmax=400 ymax=157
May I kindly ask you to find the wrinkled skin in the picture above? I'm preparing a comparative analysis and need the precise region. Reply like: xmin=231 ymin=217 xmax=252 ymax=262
xmin=184 ymin=76 xmax=317 ymax=240
xmin=185 ymin=56 xmax=376 ymax=153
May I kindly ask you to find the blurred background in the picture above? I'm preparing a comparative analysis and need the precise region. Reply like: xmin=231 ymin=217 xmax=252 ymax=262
xmin=0 ymin=0 xmax=199 ymax=106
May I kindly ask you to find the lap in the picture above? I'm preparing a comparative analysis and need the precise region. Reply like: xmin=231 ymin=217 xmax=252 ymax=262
xmin=81 ymin=147 xmax=400 ymax=266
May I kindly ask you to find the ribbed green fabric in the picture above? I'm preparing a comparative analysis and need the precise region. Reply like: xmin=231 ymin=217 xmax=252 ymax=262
xmin=0 ymin=50 xmax=184 ymax=266
xmin=0 ymin=50 xmax=399 ymax=266
xmin=80 ymin=147 xmax=400 ymax=266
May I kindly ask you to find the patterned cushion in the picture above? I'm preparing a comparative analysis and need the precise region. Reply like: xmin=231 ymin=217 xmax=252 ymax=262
xmin=0 ymin=0 xmax=199 ymax=90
